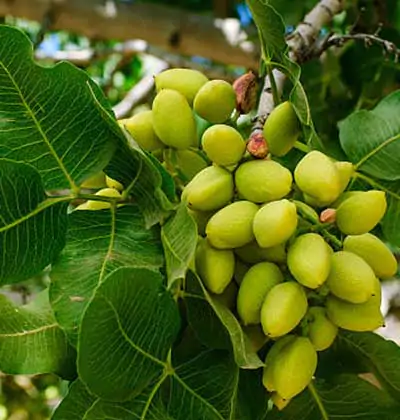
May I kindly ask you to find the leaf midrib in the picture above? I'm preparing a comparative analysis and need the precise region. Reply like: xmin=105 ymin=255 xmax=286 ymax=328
xmin=0 ymin=322 xmax=58 ymax=338
xmin=355 ymin=133 xmax=400 ymax=170
xmin=0 ymin=60 xmax=77 ymax=189
xmin=0 ymin=196 xmax=71 ymax=233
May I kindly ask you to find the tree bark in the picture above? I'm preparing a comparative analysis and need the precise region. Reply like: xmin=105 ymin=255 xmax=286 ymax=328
xmin=0 ymin=0 xmax=258 ymax=68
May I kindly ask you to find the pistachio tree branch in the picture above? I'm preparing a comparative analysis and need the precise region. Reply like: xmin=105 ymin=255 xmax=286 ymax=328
xmin=314 ymin=32 xmax=400 ymax=61
xmin=254 ymin=0 xmax=344 ymax=132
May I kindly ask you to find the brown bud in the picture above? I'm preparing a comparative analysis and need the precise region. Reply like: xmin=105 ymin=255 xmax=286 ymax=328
xmin=320 ymin=208 xmax=337 ymax=224
xmin=233 ymin=71 xmax=258 ymax=114
xmin=247 ymin=132 xmax=269 ymax=159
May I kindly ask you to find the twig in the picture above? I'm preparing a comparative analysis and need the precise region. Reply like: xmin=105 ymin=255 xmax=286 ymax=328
xmin=253 ymin=0 xmax=344 ymax=133
xmin=315 ymin=32 xmax=400 ymax=62
xmin=112 ymin=59 xmax=169 ymax=119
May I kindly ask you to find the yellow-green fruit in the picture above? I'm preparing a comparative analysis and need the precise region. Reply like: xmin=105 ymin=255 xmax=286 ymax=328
xmin=80 ymin=172 xmax=106 ymax=189
xmin=175 ymin=149 xmax=208 ymax=181
xmin=331 ymin=191 xmax=363 ymax=208
xmin=287 ymin=233 xmax=331 ymax=289
xmin=235 ymin=160 xmax=292 ymax=203
xmin=272 ymin=337 xmax=318 ymax=400
xmin=253 ymin=200 xmax=298 ymax=248
xmin=343 ymin=233 xmax=397 ymax=279
xmin=336 ymin=190 xmax=387 ymax=235
xmin=182 ymin=166 xmax=233 ymax=211
xmin=235 ymin=241 xmax=286 ymax=265
xmin=120 ymin=111 xmax=164 ymax=151
xmin=233 ymin=259 xmax=249 ymax=285
xmin=195 ymin=239 xmax=235 ymax=294
xmin=206 ymin=201 xmax=258 ymax=249
xmin=326 ymin=251 xmax=376 ymax=303
xmin=188 ymin=209 xmax=214 ymax=236
xmin=152 ymin=89 xmax=197 ymax=149
xmin=201 ymin=125 xmax=245 ymax=166
xmin=84 ymin=188 xmax=122 ymax=210
xmin=263 ymin=101 xmax=300 ymax=157
xmin=237 ymin=262 xmax=284 ymax=325
xmin=105 ymin=175 xmax=124 ymax=191
xmin=271 ymin=393 xmax=291 ymax=411
xmin=193 ymin=80 xmax=236 ymax=123
xmin=154 ymin=68 xmax=208 ymax=105
xmin=326 ymin=278 xmax=384 ymax=332
xmin=261 ymin=282 xmax=308 ymax=337
xmin=335 ymin=161 xmax=354 ymax=194
xmin=294 ymin=151 xmax=341 ymax=204
xmin=243 ymin=324 xmax=269 ymax=352
xmin=307 ymin=307 xmax=338 ymax=351
xmin=263 ymin=335 xmax=296 ymax=391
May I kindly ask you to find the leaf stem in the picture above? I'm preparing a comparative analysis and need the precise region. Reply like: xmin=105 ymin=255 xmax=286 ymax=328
xmin=294 ymin=141 xmax=311 ymax=153
xmin=308 ymin=381 xmax=329 ymax=420
xmin=266 ymin=63 xmax=280 ymax=106
xmin=354 ymin=172 xmax=400 ymax=201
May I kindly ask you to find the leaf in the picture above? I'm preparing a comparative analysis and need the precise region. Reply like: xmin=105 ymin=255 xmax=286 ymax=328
xmin=336 ymin=331 xmax=400 ymax=399
xmin=0 ymin=25 xmax=119 ymax=190
xmin=0 ymin=158 xmax=68 ymax=285
xmin=49 ymin=204 xmax=164 ymax=346
xmin=78 ymin=267 xmax=180 ymax=401
xmin=0 ymin=290 xmax=76 ymax=378
xmin=161 ymin=203 xmax=197 ymax=287
xmin=246 ymin=0 xmax=287 ymax=61
xmin=185 ymin=271 xmax=264 ymax=369
xmin=52 ymin=380 xmax=97 ymax=420
xmin=54 ymin=350 xmax=269 ymax=420
xmin=383 ymin=181 xmax=400 ymax=246
xmin=339 ymin=90 xmax=400 ymax=181
xmin=105 ymin=133 xmax=175 ymax=227
xmin=268 ymin=375 xmax=400 ymax=420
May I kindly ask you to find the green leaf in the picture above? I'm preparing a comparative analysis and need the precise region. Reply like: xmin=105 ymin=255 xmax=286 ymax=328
xmin=78 ymin=267 xmax=180 ymax=401
xmin=269 ymin=375 xmax=400 ymax=420
xmin=0 ymin=158 xmax=68 ymax=285
xmin=52 ymin=380 xmax=97 ymax=419
xmin=383 ymin=181 xmax=400 ymax=246
xmin=49 ymin=204 xmax=164 ymax=345
xmin=105 ymin=133 xmax=175 ymax=227
xmin=0 ymin=25 xmax=119 ymax=190
xmin=0 ymin=290 xmax=76 ymax=378
xmin=336 ymin=331 xmax=400 ymax=399
xmin=54 ymin=350 xmax=268 ymax=420
xmin=339 ymin=90 xmax=400 ymax=181
xmin=185 ymin=271 xmax=264 ymax=369
xmin=161 ymin=203 xmax=197 ymax=288
xmin=246 ymin=0 xmax=287 ymax=61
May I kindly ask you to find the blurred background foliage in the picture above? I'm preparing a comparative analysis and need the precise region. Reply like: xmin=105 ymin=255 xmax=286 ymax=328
xmin=1 ymin=0 xmax=400 ymax=418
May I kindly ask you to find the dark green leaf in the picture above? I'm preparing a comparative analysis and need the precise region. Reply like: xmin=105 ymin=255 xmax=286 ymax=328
xmin=50 ymin=205 xmax=164 ymax=345
xmin=339 ymin=90 xmax=400 ymax=180
xmin=383 ymin=181 xmax=400 ymax=246
xmin=246 ymin=0 xmax=287 ymax=61
xmin=52 ymin=380 xmax=97 ymax=420
xmin=54 ymin=350 xmax=262 ymax=420
xmin=336 ymin=331 xmax=400 ymax=399
xmin=105 ymin=133 xmax=175 ymax=227
xmin=78 ymin=267 xmax=180 ymax=401
xmin=186 ymin=271 xmax=264 ymax=369
xmin=0 ymin=290 xmax=76 ymax=378
xmin=0 ymin=159 xmax=68 ymax=284
xmin=0 ymin=25 xmax=119 ymax=190
xmin=269 ymin=375 xmax=400 ymax=420
xmin=161 ymin=203 xmax=197 ymax=288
